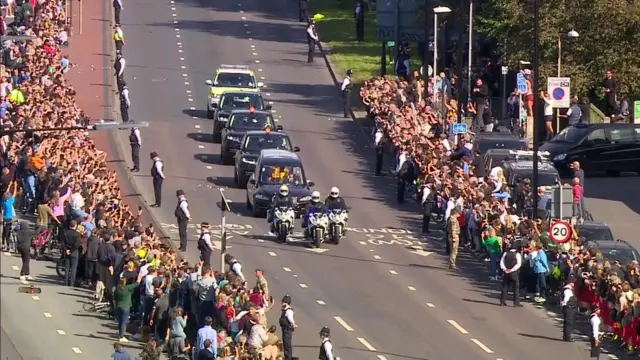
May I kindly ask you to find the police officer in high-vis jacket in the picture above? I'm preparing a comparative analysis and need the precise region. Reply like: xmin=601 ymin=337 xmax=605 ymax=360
xmin=279 ymin=294 xmax=296 ymax=360
xmin=318 ymin=326 xmax=336 ymax=360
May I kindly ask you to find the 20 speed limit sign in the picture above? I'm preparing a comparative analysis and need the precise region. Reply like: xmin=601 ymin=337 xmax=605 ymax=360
xmin=549 ymin=220 xmax=572 ymax=243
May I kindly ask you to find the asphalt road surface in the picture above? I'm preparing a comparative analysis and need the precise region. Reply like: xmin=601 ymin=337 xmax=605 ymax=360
xmin=112 ymin=0 xmax=640 ymax=358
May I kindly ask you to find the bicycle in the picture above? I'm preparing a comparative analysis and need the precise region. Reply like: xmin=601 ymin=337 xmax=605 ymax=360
xmin=81 ymin=300 xmax=111 ymax=314
xmin=31 ymin=228 xmax=54 ymax=260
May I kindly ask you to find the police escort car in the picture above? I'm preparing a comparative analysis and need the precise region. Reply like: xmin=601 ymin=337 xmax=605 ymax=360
xmin=234 ymin=130 xmax=299 ymax=188
xmin=246 ymin=149 xmax=314 ymax=218
xmin=211 ymin=92 xmax=271 ymax=143
xmin=205 ymin=65 xmax=263 ymax=118
xmin=500 ymin=151 xmax=560 ymax=187
xmin=220 ymin=109 xmax=282 ymax=165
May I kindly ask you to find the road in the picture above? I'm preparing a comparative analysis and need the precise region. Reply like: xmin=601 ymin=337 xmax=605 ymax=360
xmin=111 ymin=0 xmax=640 ymax=359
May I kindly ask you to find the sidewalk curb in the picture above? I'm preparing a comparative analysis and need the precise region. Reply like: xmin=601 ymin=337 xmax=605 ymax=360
xmin=100 ymin=1 xmax=177 ymax=254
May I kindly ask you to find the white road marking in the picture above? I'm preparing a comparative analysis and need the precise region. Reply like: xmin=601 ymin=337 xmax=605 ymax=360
xmin=180 ymin=57 xmax=185 ymax=61
xmin=185 ymin=82 xmax=190 ymax=85
xmin=244 ymin=23 xmax=248 ymax=27
xmin=194 ymin=124 xmax=200 ymax=128
xmin=357 ymin=337 xmax=377 ymax=351
xmin=32 ymin=296 xmax=40 ymax=301
xmin=190 ymin=107 xmax=196 ymax=110
xmin=426 ymin=303 xmax=436 ymax=308
xmin=260 ymin=76 xmax=266 ymax=80
xmin=248 ymin=37 xmax=253 ymax=40
xmin=373 ymin=255 xmax=381 ymax=259
xmin=186 ymin=90 xmax=191 ymax=94
xmin=44 ymin=313 xmax=52 ymax=318
xmin=247 ymin=31 xmax=251 ymax=34
xmin=292 ymin=274 xmax=298 ymax=277
xmin=447 ymin=320 xmax=468 ymax=334
xmin=173 ymin=20 xmax=178 ymax=24
xmin=170 ymin=0 xmax=174 ymax=3
xmin=3 ymin=252 xmax=10 ymax=256
xmin=250 ymin=44 xmax=256 ymax=48
xmin=21 ymin=280 xmax=29 ymax=284
xmin=11 ymin=265 xmax=19 ymax=271
xmin=268 ymin=252 xmax=277 ymax=257
xmin=188 ymin=99 xmax=194 ymax=102
xmin=377 ymin=356 xmax=387 ymax=360
xmin=241 ymin=16 xmax=247 ymax=20
xmin=181 ymin=65 xmax=186 ymax=69
xmin=183 ymin=73 xmax=188 ymax=77
xmin=369 ymin=249 xmax=374 ymax=252
xmin=299 ymin=283 xmax=308 ymax=288
xmin=240 ymin=10 xmax=244 ymax=13
xmin=176 ymin=34 xmax=181 ymax=38
xmin=359 ymin=241 xmax=366 ymax=245
xmin=282 ymin=267 xmax=291 ymax=272
xmin=609 ymin=354 xmax=619 ymax=359
xmin=172 ymin=13 xmax=176 ymax=16
xmin=257 ymin=239 xmax=264 ymax=243
xmin=174 ymin=28 xmax=179 ymax=31
xmin=206 ymin=166 xmax=212 ymax=169
xmin=316 ymin=300 xmax=326 ymax=305
xmin=198 ymin=145 xmax=205 ymax=149
xmin=177 ymin=42 xmax=182 ymax=45
xmin=258 ymin=68 xmax=263 ymax=71
xmin=178 ymin=49 xmax=183 ymax=53
xmin=268 ymin=101 xmax=273 ymax=104
xmin=266 ymin=93 xmax=271 ymax=96
xmin=333 ymin=316 xmax=355 ymax=332
xmin=72 ymin=347 xmax=82 ymax=354
xmin=408 ymin=286 xmax=416 ymax=291
xmin=389 ymin=270 xmax=398 ymax=275
xmin=252 ymin=53 xmax=258 ymax=56
xmin=171 ymin=7 xmax=176 ymax=10
xmin=470 ymin=339 xmax=493 ymax=353
xmin=271 ymin=110 xmax=276 ymax=113
xmin=57 ymin=329 xmax=66 ymax=335
xmin=255 ymin=60 xmax=260 ymax=63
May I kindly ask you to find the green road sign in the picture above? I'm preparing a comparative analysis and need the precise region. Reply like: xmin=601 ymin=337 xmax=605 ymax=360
xmin=634 ymin=100 xmax=640 ymax=123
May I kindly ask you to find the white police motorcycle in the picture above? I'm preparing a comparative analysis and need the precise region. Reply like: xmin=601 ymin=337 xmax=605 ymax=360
xmin=328 ymin=209 xmax=348 ymax=244
xmin=273 ymin=206 xmax=295 ymax=243
xmin=306 ymin=211 xmax=329 ymax=248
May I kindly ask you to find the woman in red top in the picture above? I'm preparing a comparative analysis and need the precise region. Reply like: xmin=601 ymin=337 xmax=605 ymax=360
xmin=43 ymin=39 xmax=58 ymax=57
xmin=249 ymin=286 xmax=264 ymax=308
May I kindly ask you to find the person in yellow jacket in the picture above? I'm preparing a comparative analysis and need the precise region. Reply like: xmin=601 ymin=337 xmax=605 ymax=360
xmin=113 ymin=24 xmax=125 ymax=53
xmin=9 ymin=88 xmax=25 ymax=105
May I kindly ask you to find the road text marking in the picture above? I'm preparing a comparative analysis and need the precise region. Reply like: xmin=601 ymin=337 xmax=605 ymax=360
xmin=447 ymin=320 xmax=468 ymax=334
xmin=359 ymin=241 xmax=366 ymax=245
xmin=333 ymin=316 xmax=355 ymax=332
xmin=357 ymin=337 xmax=377 ymax=351
xmin=470 ymin=339 xmax=493 ymax=353
xmin=11 ymin=265 xmax=19 ymax=270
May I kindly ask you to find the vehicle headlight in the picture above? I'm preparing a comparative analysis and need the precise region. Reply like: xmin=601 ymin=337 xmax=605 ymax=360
xmin=211 ymin=95 xmax=220 ymax=103
xmin=553 ymin=153 xmax=567 ymax=161
xmin=255 ymin=193 xmax=270 ymax=201
xmin=299 ymin=196 xmax=311 ymax=202
xmin=242 ymin=158 xmax=256 ymax=164
xmin=218 ymin=116 xmax=228 ymax=122
xmin=227 ymin=136 xmax=240 ymax=142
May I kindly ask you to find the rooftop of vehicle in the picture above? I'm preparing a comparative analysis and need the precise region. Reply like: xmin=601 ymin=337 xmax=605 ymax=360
xmin=577 ymin=221 xmax=609 ymax=229
xmin=260 ymin=149 xmax=301 ymax=161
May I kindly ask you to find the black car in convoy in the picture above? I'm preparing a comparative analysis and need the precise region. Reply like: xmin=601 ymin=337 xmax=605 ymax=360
xmin=211 ymin=92 xmax=271 ymax=143
xmin=584 ymin=239 xmax=640 ymax=266
xmin=234 ymin=130 xmax=299 ymax=188
xmin=540 ymin=123 xmax=640 ymax=177
xmin=473 ymin=132 xmax=528 ymax=155
xmin=220 ymin=110 xmax=282 ymax=165
xmin=246 ymin=149 xmax=314 ymax=217
xmin=501 ymin=159 xmax=561 ymax=187
xmin=575 ymin=221 xmax=614 ymax=242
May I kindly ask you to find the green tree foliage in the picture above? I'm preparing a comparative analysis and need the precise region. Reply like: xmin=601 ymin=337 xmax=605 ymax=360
xmin=477 ymin=0 xmax=640 ymax=99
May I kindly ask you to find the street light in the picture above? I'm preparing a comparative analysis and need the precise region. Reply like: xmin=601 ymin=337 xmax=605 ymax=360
xmin=432 ymin=6 xmax=452 ymax=105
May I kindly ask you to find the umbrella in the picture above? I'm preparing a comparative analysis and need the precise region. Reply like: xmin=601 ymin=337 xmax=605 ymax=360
xmin=312 ymin=13 xmax=325 ymax=21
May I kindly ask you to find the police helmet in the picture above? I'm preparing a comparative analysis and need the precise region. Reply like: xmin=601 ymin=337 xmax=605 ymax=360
xmin=346 ymin=69 xmax=353 ymax=76
xmin=329 ymin=187 xmax=339 ymax=198
xmin=320 ymin=326 xmax=330 ymax=337
xmin=311 ymin=191 xmax=320 ymax=203
xmin=279 ymin=184 xmax=289 ymax=196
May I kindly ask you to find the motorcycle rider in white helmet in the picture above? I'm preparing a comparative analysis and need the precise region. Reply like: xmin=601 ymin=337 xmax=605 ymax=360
xmin=302 ymin=191 xmax=324 ymax=238
xmin=324 ymin=187 xmax=348 ymax=211
xmin=267 ymin=184 xmax=294 ymax=233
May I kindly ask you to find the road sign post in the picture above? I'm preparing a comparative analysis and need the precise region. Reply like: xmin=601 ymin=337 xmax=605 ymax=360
xmin=549 ymin=220 xmax=572 ymax=244
xmin=517 ymin=73 xmax=527 ymax=133
xmin=218 ymin=188 xmax=232 ymax=273
xmin=452 ymin=123 xmax=467 ymax=134
xmin=547 ymin=77 xmax=571 ymax=108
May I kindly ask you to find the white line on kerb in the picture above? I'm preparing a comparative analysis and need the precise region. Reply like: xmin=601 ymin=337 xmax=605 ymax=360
xmin=447 ymin=320 xmax=468 ymax=334
xmin=357 ymin=337 xmax=377 ymax=351
xmin=470 ymin=339 xmax=493 ymax=353
xmin=333 ymin=316 xmax=354 ymax=332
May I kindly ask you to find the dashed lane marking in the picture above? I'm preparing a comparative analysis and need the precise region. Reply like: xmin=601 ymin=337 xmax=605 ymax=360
xmin=357 ymin=338 xmax=377 ymax=351
xmin=182 ymin=73 xmax=188 ymax=77
xmin=447 ymin=320 xmax=468 ymax=334
xmin=389 ymin=270 xmax=397 ymax=275
xmin=32 ymin=296 xmax=40 ymax=301
xmin=252 ymin=53 xmax=258 ymax=56
xmin=206 ymin=166 xmax=213 ymax=169
xmin=11 ymin=265 xmax=19 ymax=270
xmin=333 ymin=316 xmax=355 ymax=332
xmin=172 ymin=13 xmax=177 ymax=16
xmin=359 ymin=241 xmax=366 ymax=245
xmin=44 ymin=313 xmax=52 ymax=318
xmin=282 ymin=267 xmax=291 ymax=272
xmin=426 ymin=303 xmax=436 ymax=308
xmin=257 ymin=239 xmax=264 ymax=243
xmin=255 ymin=60 xmax=260 ymax=63
xmin=181 ymin=65 xmax=186 ymax=69
xmin=299 ymin=283 xmax=308 ymax=288
xmin=248 ymin=37 xmax=253 ymax=40
xmin=198 ymin=145 xmax=205 ymax=149
xmin=186 ymin=90 xmax=191 ymax=94
xmin=316 ymin=300 xmax=326 ymax=305
xmin=373 ymin=255 xmax=381 ymax=259
xmin=470 ymin=339 xmax=493 ymax=353
xmin=244 ymin=23 xmax=248 ymax=27
xmin=292 ymin=275 xmax=298 ymax=278
xmin=185 ymin=82 xmax=190 ymax=85
xmin=57 ymin=330 xmax=66 ymax=335
xmin=608 ymin=355 xmax=619 ymax=359
xmin=241 ymin=16 xmax=246 ymax=20
xmin=194 ymin=124 xmax=200 ymax=128
xmin=377 ymin=356 xmax=387 ymax=360
xmin=171 ymin=7 xmax=176 ymax=10
xmin=266 ymin=93 xmax=271 ymax=96
xmin=173 ymin=20 xmax=178 ymax=24
xmin=178 ymin=49 xmax=183 ymax=53
xmin=261 ymin=77 xmax=266 ymax=80
xmin=268 ymin=252 xmax=277 ymax=257
xmin=369 ymin=249 xmax=374 ymax=252
xmin=408 ymin=286 xmax=416 ymax=291
xmin=177 ymin=42 xmax=182 ymax=45
xmin=72 ymin=347 xmax=82 ymax=354
xmin=180 ymin=57 xmax=185 ymax=61
xmin=258 ymin=68 xmax=263 ymax=71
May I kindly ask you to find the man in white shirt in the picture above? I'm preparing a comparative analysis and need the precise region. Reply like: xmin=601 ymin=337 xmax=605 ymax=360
xmin=306 ymin=20 xmax=319 ymax=63
xmin=114 ymin=51 xmax=126 ymax=90
xmin=374 ymin=128 xmax=384 ymax=176
xmin=150 ymin=151 xmax=165 ymax=207
xmin=589 ymin=305 xmax=602 ymax=358
xmin=560 ymin=281 xmax=577 ymax=342
xmin=499 ymin=247 xmax=523 ymax=307
xmin=340 ymin=69 xmax=353 ymax=118
xmin=120 ymin=82 xmax=131 ymax=122
xmin=318 ymin=326 xmax=335 ymax=360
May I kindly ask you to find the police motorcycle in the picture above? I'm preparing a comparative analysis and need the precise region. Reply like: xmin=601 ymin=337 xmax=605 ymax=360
xmin=325 ymin=187 xmax=349 ymax=244
xmin=267 ymin=185 xmax=296 ymax=243
xmin=303 ymin=191 xmax=329 ymax=248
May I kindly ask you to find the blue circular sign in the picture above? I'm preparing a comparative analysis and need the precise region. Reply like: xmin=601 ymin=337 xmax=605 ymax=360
xmin=552 ymin=87 xmax=565 ymax=100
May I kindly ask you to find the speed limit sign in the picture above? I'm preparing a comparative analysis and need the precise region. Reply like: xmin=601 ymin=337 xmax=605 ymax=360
xmin=549 ymin=220 xmax=572 ymax=243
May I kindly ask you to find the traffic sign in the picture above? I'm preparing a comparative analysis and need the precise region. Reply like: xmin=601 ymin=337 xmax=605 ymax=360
xmin=547 ymin=77 xmax=571 ymax=108
xmin=452 ymin=123 xmax=467 ymax=134
xmin=549 ymin=220 xmax=572 ymax=244
xmin=501 ymin=66 xmax=508 ymax=75
xmin=517 ymin=73 xmax=527 ymax=93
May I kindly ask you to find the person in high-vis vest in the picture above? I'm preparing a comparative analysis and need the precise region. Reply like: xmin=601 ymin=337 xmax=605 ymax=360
xmin=113 ymin=25 xmax=125 ymax=53
xmin=9 ymin=87 xmax=25 ymax=105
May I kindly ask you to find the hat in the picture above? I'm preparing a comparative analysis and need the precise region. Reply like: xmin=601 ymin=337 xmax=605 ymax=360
xmin=281 ymin=294 xmax=292 ymax=305
xmin=176 ymin=189 xmax=185 ymax=196
xmin=319 ymin=326 xmax=330 ymax=336
xmin=200 ymin=221 xmax=210 ymax=228
xmin=150 ymin=151 xmax=158 ymax=158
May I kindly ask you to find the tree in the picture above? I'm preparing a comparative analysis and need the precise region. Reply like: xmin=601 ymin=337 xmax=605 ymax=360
xmin=477 ymin=0 xmax=640 ymax=101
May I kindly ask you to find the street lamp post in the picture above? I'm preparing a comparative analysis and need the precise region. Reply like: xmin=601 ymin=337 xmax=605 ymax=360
xmin=467 ymin=0 xmax=473 ymax=101
xmin=556 ymin=30 xmax=579 ymax=131
xmin=433 ymin=6 xmax=451 ymax=105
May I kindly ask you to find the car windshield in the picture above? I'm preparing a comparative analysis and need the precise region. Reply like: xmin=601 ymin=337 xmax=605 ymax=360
xmin=599 ymin=246 xmax=638 ymax=264
xmin=476 ymin=140 xmax=527 ymax=154
xmin=514 ymin=172 xmax=558 ymax=186
xmin=245 ymin=135 xmax=291 ymax=152
xmin=220 ymin=94 xmax=262 ymax=110
xmin=259 ymin=165 xmax=305 ymax=186
xmin=577 ymin=227 xmax=613 ymax=241
xmin=214 ymin=73 xmax=255 ymax=88
xmin=229 ymin=113 xmax=274 ymax=130
xmin=550 ymin=126 xmax=589 ymax=143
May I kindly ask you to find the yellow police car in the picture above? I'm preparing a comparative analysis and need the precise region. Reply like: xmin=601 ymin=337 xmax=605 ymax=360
xmin=205 ymin=65 xmax=264 ymax=118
